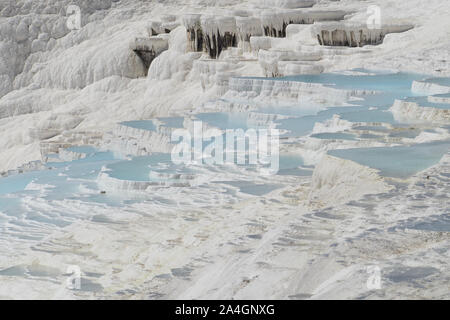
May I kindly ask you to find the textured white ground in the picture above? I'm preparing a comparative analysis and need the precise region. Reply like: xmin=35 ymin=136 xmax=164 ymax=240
xmin=0 ymin=0 xmax=449 ymax=299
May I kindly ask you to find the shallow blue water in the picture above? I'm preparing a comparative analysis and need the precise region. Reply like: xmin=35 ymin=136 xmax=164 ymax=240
xmin=2 ymin=70 xmax=450 ymax=245
xmin=120 ymin=120 xmax=157 ymax=131
xmin=107 ymin=154 xmax=173 ymax=181
xmin=201 ymin=71 xmax=444 ymax=140
xmin=277 ymin=154 xmax=311 ymax=176
xmin=409 ymin=214 xmax=450 ymax=232
xmin=195 ymin=112 xmax=253 ymax=130
xmin=106 ymin=152 xmax=305 ymax=182
xmin=388 ymin=129 xmax=421 ymax=139
xmin=120 ymin=118 xmax=185 ymax=132
xmin=66 ymin=146 xmax=98 ymax=154
xmin=353 ymin=125 xmax=389 ymax=132
xmin=432 ymin=93 xmax=450 ymax=98
xmin=275 ymin=105 xmax=395 ymax=137
xmin=256 ymin=103 xmax=325 ymax=117
xmin=0 ymin=174 xmax=36 ymax=196
xmin=422 ymin=77 xmax=450 ymax=87
xmin=0 ymin=151 xmax=119 ymax=210
xmin=0 ymin=150 xmax=128 ymax=242
xmin=266 ymin=71 xmax=439 ymax=137
xmin=347 ymin=106 xmax=396 ymax=123
xmin=214 ymin=181 xmax=282 ymax=196
xmin=159 ymin=117 xmax=185 ymax=129
xmin=328 ymin=140 xmax=450 ymax=178
xmin=244 ymin=70 xmax=425 ymax=95
xmin=311 ymin=132 xmax=357 ymax=140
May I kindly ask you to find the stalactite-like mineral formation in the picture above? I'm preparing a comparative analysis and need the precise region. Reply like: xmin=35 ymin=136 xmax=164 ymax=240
xmin=182 ymin=14 xmax=204 ymax=53
xmin=313 ymin=22 xmax=414 ymax=47
xmin=201 ymin=15 xmax=238 ymax=59
xmin=130 ymin=37 xmax=169 ymax=74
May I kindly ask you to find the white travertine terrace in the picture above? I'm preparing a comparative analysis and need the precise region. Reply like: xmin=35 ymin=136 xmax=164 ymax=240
xmin=428 ymin=94 xmax=450 ymax=104
xmin=260 ymin=9 xmax=347 ymax=38
xmin=225 ymin=77 xmax=374 ymax=105
xmin=412 ymin=79 xmax=450 ymax=95
xmin=277 ymin=61 xmax=324 ymax=76
xmin=182 ymin=9 xmax=347 ymax=58
xmin=235 ymin=16 xmax=263 ymax=51
xmin=258 ymin=48 xmax=322 ymax=76
xmin=110 ymin=122 xmax=174 ymax=154
xmin=390 ymin=99 xmax=450 ymax=124
xmin=193 ymin=59 xmax=242 ymax=93
xmin=249 ymin=36 xmax=273 ymax=53
xmin=313 ymin=22 xmax=414 ymax=47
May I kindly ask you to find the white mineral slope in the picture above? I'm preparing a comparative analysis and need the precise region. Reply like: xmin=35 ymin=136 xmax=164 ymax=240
xmin=1 ymin=153 xmax=447 ymax=299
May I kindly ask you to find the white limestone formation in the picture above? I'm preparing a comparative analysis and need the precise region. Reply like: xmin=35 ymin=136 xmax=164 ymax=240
xmin=249 ymin=36 xmax=273 ymax=54
xmin=390 ymin=99 xmax=450 ymax=124
xmin=311 ymin=115 xmax=353 ymax=134
xmin=104 ymin=122 xmax=174 ymax=157
xmin=258 ymin=49 xmax=322 ymax=76
xmin=58 ymin=148 xmax=89 ymax=162
xmin=412 ymin=79 xmax=450 ymax=95
xmin=277 ymin=61 xmax=324 ymax=76
xmin=428 ymin=94 xmax=450 ymax=104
